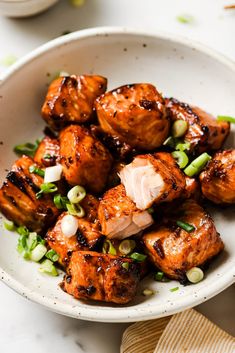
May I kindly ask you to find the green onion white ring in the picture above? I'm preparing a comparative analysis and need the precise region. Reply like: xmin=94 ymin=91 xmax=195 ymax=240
xmin=186 ymin=267 xmax=204 ymax=283
xmin=67 ymin=185 xmax=86 ymax=204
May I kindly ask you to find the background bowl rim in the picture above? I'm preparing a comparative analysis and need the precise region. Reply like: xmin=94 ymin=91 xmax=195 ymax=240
xmin=0 ymin=26 xmax=234 ymax=322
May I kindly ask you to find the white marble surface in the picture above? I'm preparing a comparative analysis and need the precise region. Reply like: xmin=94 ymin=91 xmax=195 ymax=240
xmin=0 ymin=0 xmax=234 ymax=351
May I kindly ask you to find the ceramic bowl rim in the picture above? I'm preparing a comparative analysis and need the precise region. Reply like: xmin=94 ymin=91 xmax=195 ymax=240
xmin=0 ymin=26 xmax=234 ymax=322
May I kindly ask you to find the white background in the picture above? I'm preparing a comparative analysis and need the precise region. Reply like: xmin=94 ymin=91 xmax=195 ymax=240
xmin=0 ymin=1 xmax=234 ymax=352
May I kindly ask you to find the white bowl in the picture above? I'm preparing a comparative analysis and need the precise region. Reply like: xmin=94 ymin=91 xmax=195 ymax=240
xmin=0 ymin=27 xmax=234 ymax=323
xmin=0 ymin=0 xmax=58 ymax=17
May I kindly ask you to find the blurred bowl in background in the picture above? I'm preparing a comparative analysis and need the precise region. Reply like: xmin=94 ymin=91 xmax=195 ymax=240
xmin=0 ymin=0 xmax=58 ymax=18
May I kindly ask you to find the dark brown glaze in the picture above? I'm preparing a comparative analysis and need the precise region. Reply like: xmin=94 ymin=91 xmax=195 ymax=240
xmin=46 ymin=212 xmax=103 ymax=266
xmin=181 ymin=176 xmax=201 ymax=201
xmin=61 ymin=251 xmax=141 ymax=304
xmin=95 ymin=83 xmax=170 ymax=150
xmin=142 ymin=199 xmax=224 ymax=280
xmin=0 ymin=156 xmax=61 ymax=233
xmin=106 ymin=161 xmax=126 ymax=188
xmin=166 ymin=98 xmax=230 ymax=154
xmin=199 ymin=149 xmax=235 ymax=204
xmin=41 ymin=75 xmax=107 ymax=130
xmin=90 ymin=124 xmax=134 ymax=161
xmin=59 ymin=125 xmax=113 ymax=193
xmin=153 ymin=152 xmax=186 ymax=203
xmin=98 ymin=184 xmax=153 ymax=239
xmin=34 ymin=136 xmax=60 ymax=167
xmin=80 ymin=194 xmax=100 ymax=223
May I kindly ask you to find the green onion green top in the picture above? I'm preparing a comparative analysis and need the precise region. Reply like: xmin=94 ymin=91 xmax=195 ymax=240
xmin=46 ymin=249 xmax=59 ymax=262
xmin=66 ymin=203 xmax=85 ymax=217
xmin=154 ymin=271 xmax=164 ymax=281
xmin=175 ymin=141 xmax=190 ymax=152
xmin=4 ymin=220 xmax=15 ymax=231
xmin=217 ymin=115 xmax=235 ymax=124
xmin=39 ymin=259 xmax=58 ymax=277
xmin=170 ymin=286 xmax=179 ymax=292
xmin=29 ymin=165 xmax=45 ymax=177
xmin=36 ymin=183 xmax=58 ymax=199
xmin=102 ymin=240 xmax=117 ymax=256
xmin=163 ymin=136 xmax=175 ymax=148
xmin=54 ymin=194 xmax=69 ymax=209
xmin=17 ymin=226 xmax=29 ymax=236
xmin=121 ymin=262 xmax=130 ymax=270
xmin=176 ymin=14 xmax=194 ymax=23
xmin=184 ymin=152 xmax=211 ymax=177
xmin=1 ymin=54 xmax=17 ymax=67
xmin=147 ymin=207 xmax=154 ymax=214
xmin=172 ymin=151 xmax=189 ymax=169
xmin=43 ymin=154 xmax=53 ymax=160
xmin=130 ymin=252 xmax=147 ymax=262
xmin=14 ymin=139 xmax=40 ymax=157
xmin=176 ymin=220 xmax=195 ymax=233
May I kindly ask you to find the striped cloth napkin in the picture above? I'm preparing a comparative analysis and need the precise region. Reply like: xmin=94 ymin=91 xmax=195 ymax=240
xmin=121 ymin=309 xmax=235 ymax=353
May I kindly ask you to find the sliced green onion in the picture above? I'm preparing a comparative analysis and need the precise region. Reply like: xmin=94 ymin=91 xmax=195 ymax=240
xmin=217 ymin=115 xmax=235 ymax=124
xmin=154 ymin=271 xmax=171 ymax=282
xmin=37 ymin=235 xmax=46 ymax=245
xmin=122 ymin=262 xmax=130 ymax=270
xmin=17 ymin=234 xmax=28 ymax=254
xmin=66 ymin=203 xmax=85 ymax=217
xmin=102 ymin=240 xmax=117 ymax=255
xmin=142 ymin=288 xmax=155 ymax=296
xmin=67 ymin=185 xmax=86 ymax=204
xmin=172 ymin=120 xmax=188 ymax=138
xmin=176 ymin=220 xmax=195 ymax=233
xmin=46 ymin=249 xmax=59 ymax=262
xmin=184 ymin=152 xmax=211 ymax=177
xmin=43 ymin=154 xmax=53 ymax=160
xmin=175 ymin=141 xmax=191 ymax=152
xmin=23 ymin=251 xmax=31 ymax=260
xmin=147 ymin=207 xmax=154 ymax=214
xmin=172 ymin=151 xmax=189 ymax=169
xmin=176 ymin=14 xmax=194 ymax=24
xmin=54 ymin=194 xmax=69 ymax=209
xmin=14 ymin=140 xmax=40 ymax=157
xmin=29 ymin=165 xmax=45 ymax=177
xmin=27 ymin=232 xmax=38 ymax=251
xmin=154 ymin=271 xmax=164 ymax=281
xmin=186 ymin=267 xmax=204 ymax=283
xmin=30 ymin=243 xmax=47 ymax=262
xmin=130 ymin=252 xmax=147 ymax=262
xmin=39 ymin=259 xmax=58 ymax=276
xmin=119 ymin=239 xmax=136 ymax=255
xmin=17 ymin=226 xmax=29 ymax=236
xmin=70 ymin=0 xmax=85 ymax=7
xmin=4 ymin=220 xmax=15 ymax=231
xmin=1 ymin=54 xmax=17 ymax=67
xmin=170 ymin=286 xmax=179 ymax=292
xmin=36 ymin=182 xmax=58 ymax=199
xmin=163 ymin=136 xmax=175 ymax=148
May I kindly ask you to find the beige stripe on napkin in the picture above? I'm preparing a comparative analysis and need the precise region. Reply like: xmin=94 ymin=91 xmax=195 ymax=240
xmin=121 ymin=309 xmax=235 ymax=353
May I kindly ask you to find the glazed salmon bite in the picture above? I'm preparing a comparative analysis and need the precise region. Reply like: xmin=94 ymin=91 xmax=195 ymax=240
xmin=42 ymin=74 xmax=107 ymax=130
xmin=95 ymin=83 xmax=170 ymax=150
